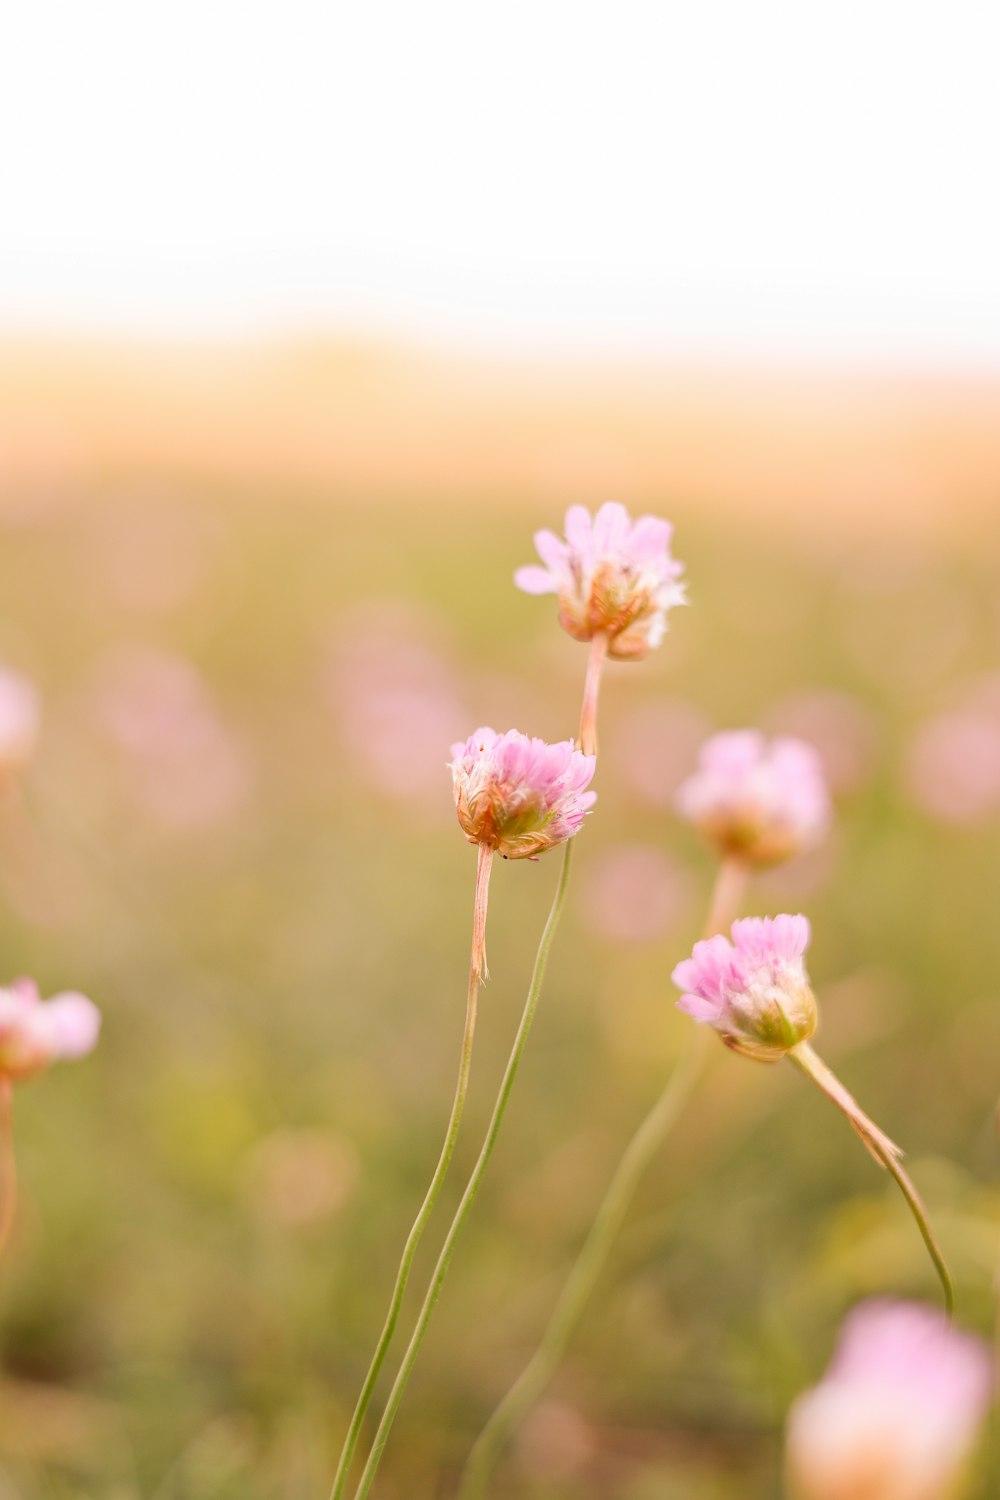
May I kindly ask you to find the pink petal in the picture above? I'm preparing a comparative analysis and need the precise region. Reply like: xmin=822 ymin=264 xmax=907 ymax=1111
xmin=676 ymin=991 xmax=724 ymax=1022
xmin=43 ymin=993 xmax=101 ymax=1059
xmin=514 ymin=565 xmax=558 ymax=595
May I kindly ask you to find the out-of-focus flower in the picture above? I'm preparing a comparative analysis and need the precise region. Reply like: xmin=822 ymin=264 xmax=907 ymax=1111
xmin=676 ymin=729 xmax=830 ymax=865
xmin=0 ymin=978 xmax=100 ymax=1081
xmin=515 ymin=502 xmax=686 ymax=659
xmin=904 ymin=707 xmax=1000 ymax=825
xmin=766 ymin=691 xmax=879 ymax=795
xmin=331 ymin=601 xmax=466 ymax=809
xmin=0 ymin=668 xmax=41 ymax=780
xmin=449 ymin=728 xmax=596 ymax=860
xmin=786 ymin=1299 xmax=992 ymax=1500
xmin=580 ymin=844 xmax=691 ymax=944
xmin=92 ymin=646 xmax=252 ymax=829
xmin=244 ymin=1128 xmax=359 ymax=1228
xmin=672 ymin=914 xmax=816 ymax=1062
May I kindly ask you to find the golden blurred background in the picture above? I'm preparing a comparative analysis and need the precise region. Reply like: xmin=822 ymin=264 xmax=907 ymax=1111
xmin=2 ymin=3 xmax=1000 ymax=1496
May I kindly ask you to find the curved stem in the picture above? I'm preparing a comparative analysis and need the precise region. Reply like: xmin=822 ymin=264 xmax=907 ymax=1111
xmin=787 ymin=1041 xmax=954 ymax=1316
xmin=0 ymin=1078 xmax=16 ymax=1258
xmin=327 ymin=844 xmax=492 ymax=1500
xmin=457 ymin=858 xmax=747 ymax=1498
xmin=350 ymin=840 xmax=575 ymax=1500
xmin=578 ymin=633 xmax=609 ymax=756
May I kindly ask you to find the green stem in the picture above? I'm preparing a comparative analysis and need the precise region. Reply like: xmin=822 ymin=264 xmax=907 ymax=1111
xmin=350 ymin=839 xmax=576 ymax=1500
xmin=788 ymin=1040 xmax=954 ymax=1316
xmin=0 ymin=1078 xmax=16 ymax=1259
xmin=327 ymin=843 xmax=493 ymax=1500
xmin=457 ymin=858 xmax=747 ymax=1498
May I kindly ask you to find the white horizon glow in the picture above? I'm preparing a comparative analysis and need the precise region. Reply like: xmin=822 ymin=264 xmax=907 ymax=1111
xmin=3 ymin=1 xmax=1000 ymax=364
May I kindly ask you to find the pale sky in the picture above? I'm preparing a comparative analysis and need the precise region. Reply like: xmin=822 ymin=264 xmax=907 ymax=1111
xmin=2 ymin=1 xmax=1000 ymax=362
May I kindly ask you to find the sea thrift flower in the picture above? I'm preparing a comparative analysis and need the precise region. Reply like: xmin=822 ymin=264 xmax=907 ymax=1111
xmin=450 ymin=728 xmax=596 ymax=861
xmin=672 ymin=914 xmax=817 ymax=1061
xmin=676 ymin=729 xmax=830 ymax=865
xmin=514 ymin=502 xmax=686 ymax=660
xmin=0 ymin=668 xmax=40 ymax=781
xmin=0 ymin=978 xmax=100 ymax=1081
xmin=786 ymin=1300 xmax=992 ymax=1500
xmin=672 ymin=920 xmax=953 ymax=1309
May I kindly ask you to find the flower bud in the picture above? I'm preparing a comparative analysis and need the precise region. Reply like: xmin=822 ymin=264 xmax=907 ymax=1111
xmin=676 ymin=730 xmax=830 ymax=866
xmin=786 ymin=1300 xmax=992 ymax=1500
xmin=0 ymin=978 xmax=101 ymax=1082
xmin=671 ymin=914 xmax=817 ymax=1061
xmin=515 ymin=502 xmax=685 ymax=660
xmin=449 ymin=728 xmax=596 ymax=860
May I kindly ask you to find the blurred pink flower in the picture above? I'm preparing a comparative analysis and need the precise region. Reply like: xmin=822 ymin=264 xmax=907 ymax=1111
xmin=766 ymin=691 xmax=879 ymax=795
xmin=786 ymin=1299 xmax=992 ymax=1500
xmin=515 ymin=502 xmax=686 ymax=659
xmin=0 ymin=978 xmax=100 ymax=1081
xmin=676 ymin=729 xmax=830 ymax=865
xmin=580 ymin=844 xmax=691 ymax=944
xmin=905 ymin=707 xmax=1000 ymax=825
xmin=672 ymin=914 xmax=816 ymax=1061
xmin=612 ymin=699 xmax=713 ymax=808
xmin=449 ymin=727 xmax=596 ymax=860
xmin=92 ymin=646 xmax=252 ymax=828
xmin=0 ymin=668 xmax=41 ymax=780
xmin=331 ymin=603 xmax=466 ymax=808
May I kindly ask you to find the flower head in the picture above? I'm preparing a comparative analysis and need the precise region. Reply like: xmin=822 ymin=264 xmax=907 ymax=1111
xmin=0 ymin=979 xmax=101 ymax=1081
xmin=676 ymin=729 xmax=830 ymax=865
xmin=0 ymin=668 xmax=40 ymax=781
xmin=786 ymin=1299 xmax=992 ymax=1500
xmin=515 ymin=502 xmax=686 ymax=660
xmin=449 ymin=728 xmax=596 ymax=860
xmin=672 ymin=914 xmax=816 ymax=1061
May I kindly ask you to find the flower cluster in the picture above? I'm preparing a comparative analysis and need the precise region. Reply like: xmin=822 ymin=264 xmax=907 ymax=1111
xmin=672 ymin=914 xmax=816 ymax=1061
xmin=515 ymin=501 xmax=686 ymax=659
xmin=450 ymin=728 xmax=596 ymax=860
xmin=785 ymin=1300 xmax=992 ymax=1500
xmin=0 ymin=978 xmax=101 ymax=1082
xmin=676 ymin=729 xmax=830 ymax=865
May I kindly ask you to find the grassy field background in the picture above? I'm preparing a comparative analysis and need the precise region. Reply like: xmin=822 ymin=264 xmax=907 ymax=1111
xmin=0 ymin=340 xmax=997 ymax=1498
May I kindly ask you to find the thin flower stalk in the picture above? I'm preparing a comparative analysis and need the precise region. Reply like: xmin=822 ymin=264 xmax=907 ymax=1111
xmin=332 ymin=727 xmax=596 ymax=1496
xmin=350 ymin=839 xmax=576 ymax=1500
xmin=327 ymin=844 xmax=492 ymax=1500
xmin=788 ymin=1042 xmax=954 ymax=1316
xmin=348 ymin=646 xmax=612 ymax=1496
xmin=577 ymin=632 xmax=609 ymax=757
xmin=458 ymin=858 xmax=748 ymax=1498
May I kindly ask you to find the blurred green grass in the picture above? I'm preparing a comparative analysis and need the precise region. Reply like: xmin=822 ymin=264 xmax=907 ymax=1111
xmin=0 ymin=489 xmax=996 ymax=1498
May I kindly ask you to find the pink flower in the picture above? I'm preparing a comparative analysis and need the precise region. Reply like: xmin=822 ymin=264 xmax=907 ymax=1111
xmin=515 ymin=502 xmax=686 ymax=659
xmin=449 ymin=728 xmax=597 ymax=859
xmin=676 ymin=730 xmax=830 ymax=866
xmin=0 ymin=978 xmax=100 ymax=1081
xmin=0 ymin=668 xmax=40 ymax=780
xmin=671 ymin=914 xmax=816 ymax=1061
xmin=786 ymin=1299 xmax=992 ymax=1500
